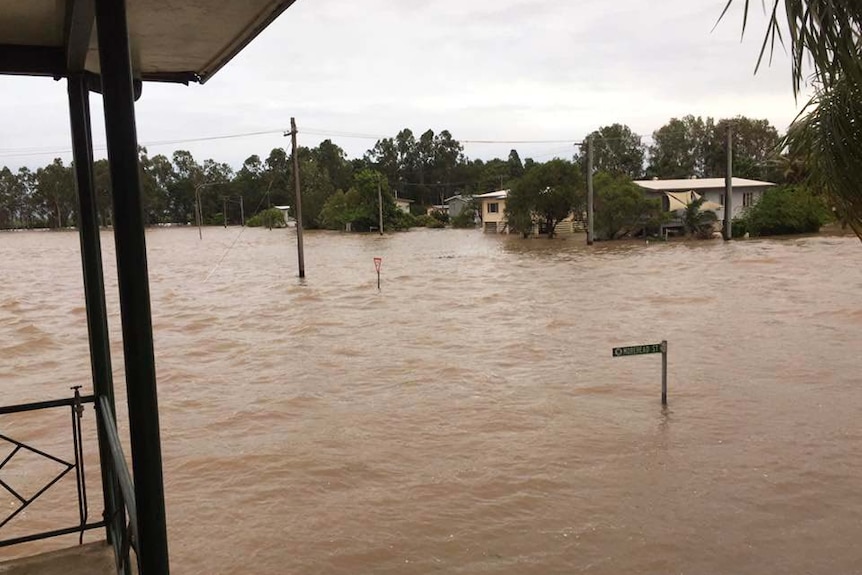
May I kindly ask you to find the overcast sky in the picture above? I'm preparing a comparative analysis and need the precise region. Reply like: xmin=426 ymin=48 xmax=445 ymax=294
xmin=0 ymin=0 xmax=805 ymax=171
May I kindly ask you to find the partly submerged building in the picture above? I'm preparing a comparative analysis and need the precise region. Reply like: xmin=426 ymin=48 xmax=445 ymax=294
xmin=633 ymin=177 xmax=775 ymax=228
xmin=476 ymin=190 xmax=509 ymax=233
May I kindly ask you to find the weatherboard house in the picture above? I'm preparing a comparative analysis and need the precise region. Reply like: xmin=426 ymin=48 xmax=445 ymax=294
xmin=633 ymin=177 xmax=775 ymax=227
xmin=445 ymin=195 xmax=470 ymax=218
xmin=477 ymin=189 xmax=509 ymax=233
xmin=394 ymin=197 xmax=414 ymax=214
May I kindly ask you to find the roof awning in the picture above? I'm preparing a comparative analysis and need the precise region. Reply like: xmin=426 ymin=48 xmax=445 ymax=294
xmin=665 ymin=190 xmax=721 ymax=213
xmin=666 ymin=190 xmax=700 ymax=211
xmin=0 ymin=0 xmax=297 ymax=84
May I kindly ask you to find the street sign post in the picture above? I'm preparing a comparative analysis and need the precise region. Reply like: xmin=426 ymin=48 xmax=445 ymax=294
xmin=613 ymin=340 xmax=668 ymax=405
xmin=373 ymin=257 xmax=382 ymax=290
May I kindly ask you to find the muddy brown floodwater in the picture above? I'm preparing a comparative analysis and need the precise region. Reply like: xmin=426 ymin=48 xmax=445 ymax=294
xmin=1 ymin=227 xmax=861 ymax=574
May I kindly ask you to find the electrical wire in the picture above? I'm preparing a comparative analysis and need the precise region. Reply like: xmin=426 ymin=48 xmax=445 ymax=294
xmin=0 ymin=124 xmax=655 ymax=161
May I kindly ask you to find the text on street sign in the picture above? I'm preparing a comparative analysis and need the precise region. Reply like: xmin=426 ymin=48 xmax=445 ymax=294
xmin=612 ymin=343 xmax=664 ymax=357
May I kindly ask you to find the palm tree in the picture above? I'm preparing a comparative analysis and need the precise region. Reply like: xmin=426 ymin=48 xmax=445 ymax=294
xmin=682 ymin=196 xmax=718 ymax=239
xmin=719 ymin=0 xmax=862 ymax=240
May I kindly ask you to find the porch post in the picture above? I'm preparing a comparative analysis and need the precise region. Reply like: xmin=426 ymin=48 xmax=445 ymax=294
xmin=67 ymin=71 xmax=121 ymax=544
xmin=93 ymin=0 xmax=170 ymax=572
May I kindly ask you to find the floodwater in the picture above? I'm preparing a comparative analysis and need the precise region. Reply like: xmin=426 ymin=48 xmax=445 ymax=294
xmin=1 ymin=227 xmax=861 ymax=574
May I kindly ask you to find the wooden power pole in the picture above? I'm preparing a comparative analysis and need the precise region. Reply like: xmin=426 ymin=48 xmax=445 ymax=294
xmin=290 ymin=117 xmax=306 ymax=278
xmin=723 ymin=124 xmax=733 ymax=241
xmin=377 ymin=176 xmax=384 ymax=236
xmin=586 ymin=136 xmax=594 ymax=245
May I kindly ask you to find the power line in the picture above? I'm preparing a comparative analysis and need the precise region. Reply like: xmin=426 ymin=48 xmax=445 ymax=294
xmin=0 ymin=124 xmax=656 ymax=161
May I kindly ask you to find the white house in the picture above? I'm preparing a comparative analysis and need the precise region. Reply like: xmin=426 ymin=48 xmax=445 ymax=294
xmin=394 ymin=198 xmax=414 ymax=214
xmin=632 ymin=177 xmax=775 ymax=227
xmin=273 ymin=205 xmax=296 ymax=227
xmin=476 ymin=190 xmax=509 ymax=233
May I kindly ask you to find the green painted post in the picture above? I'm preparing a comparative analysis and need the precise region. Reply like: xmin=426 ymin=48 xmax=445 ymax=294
xmin=94 ymin=0 xmax=170 ymax=571
xmin=67 ymin=72 xmax=120 ymax=544
xmin=661 ymin=340 xmax=668 ymax=405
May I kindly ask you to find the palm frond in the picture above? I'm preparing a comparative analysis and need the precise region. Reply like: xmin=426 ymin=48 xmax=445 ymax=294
xmin=786 ymin=75 xmax=862 ymax=238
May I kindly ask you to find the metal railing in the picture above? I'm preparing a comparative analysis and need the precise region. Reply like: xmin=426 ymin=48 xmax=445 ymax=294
xmin=0 ymin=387 xmax=105 ymax=547
xmin=0 ymin=389 xmax=141 ymax=574
xmin=98 ymin=396 xmax=139 ymax=574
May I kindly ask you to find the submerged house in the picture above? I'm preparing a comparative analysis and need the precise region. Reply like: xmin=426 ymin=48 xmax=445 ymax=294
xmin=633 ymin=177 xmax=775 ymax=229
xmin=394 ymin=198 xmax=414 ymax=214
xmin=476 ymin=190 xmax=509 ymax=233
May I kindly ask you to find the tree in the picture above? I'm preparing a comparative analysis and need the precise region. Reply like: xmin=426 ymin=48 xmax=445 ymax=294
xmin=722 ymin=0 xmax=862 ymax=238
xmin=92 ymin=159 xmax=113 ymax=226
xmin=33 ymin=159 xmax=75 ymax=228
xmin=365 ymin=137 xmax=399 ymax=188
xmin=507 ymin=149 xmax=525 ymax=179
xmin=139 ymin=147 xmax=171 ymax=224
xmin=431 ymin=130 xmax=464 ymax=203
xmin=264 ymin=147 xmax=291 ymax=208
xmin=0 ymin=166 xmax=29 ymax=228
xmin=506 ymin=159 xmax=582 ymax=238
xmin=320 ymin=169 xmax=400 ymax=232
xmin=0 ymin=167 xmax=14 ymax=228
xmin=704 ymin=117 xmax=781 ymax=180
xmin=593 ymin=173 xmax=663 ymax=240
xmin=681 ymin=196 xmax=719 ymax=238
xmin=295 ymin=156 xmax=336 ymax=229
xmin=579 ymin=124 xmax=645 ymax=179
xmin=311 ymin=139 xmax=353 ymax=192
xmin=647 ymin=116 xmax=713 ymax=178
xmin=319 ymin=189 xmax=359 ymax=230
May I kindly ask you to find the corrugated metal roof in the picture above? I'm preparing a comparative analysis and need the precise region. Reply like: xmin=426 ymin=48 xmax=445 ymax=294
xmin=0 ymin=0 xmax=296 ymax=83
xmin=475 ymin=190 xmax=509 ymax=199
xmin=633 ymin=177 xmax=775 ymax=191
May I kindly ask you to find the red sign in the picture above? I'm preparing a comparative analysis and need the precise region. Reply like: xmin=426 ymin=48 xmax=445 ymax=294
xmin=373 ymin=257 xmax=382 ymax=272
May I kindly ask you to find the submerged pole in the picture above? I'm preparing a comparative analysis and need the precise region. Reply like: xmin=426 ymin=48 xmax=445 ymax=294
xmin=586 ymin=136 xmax=594 ymax=245
xmin=723 ymin=124 xmax=733 ymax=241
xmin=377 ymin=176 xmax=384 ymax=236
xmin=94 ymin=0 xmax=170 ymax=571
xmin=661 ymin=340 xmax=668 ymax=405
xmin=290 ymin=117 xmax=305 ymax=278
xmin=67 ymin=72 xmax=120 ymax=544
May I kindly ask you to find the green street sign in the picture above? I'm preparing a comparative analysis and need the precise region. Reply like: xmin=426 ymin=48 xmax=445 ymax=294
xmin=612 ymin=343 xmax=664 ymax=357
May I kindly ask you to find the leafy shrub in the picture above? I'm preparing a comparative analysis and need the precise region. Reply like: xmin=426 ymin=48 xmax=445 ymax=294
xmin=429 ymin=209 xmax=449 ymax=224
xmin=246 ymin=207 xmax=286 ymax=228
xmin=392 ymin=210 xmax=418 ymax=230
xmin=451 ymin=209 xmax=477 ymax=228
xmin=414 ymin=214 xmax=445 ymax=228
xmin=738 ymin=185 xmax=830 ymax=236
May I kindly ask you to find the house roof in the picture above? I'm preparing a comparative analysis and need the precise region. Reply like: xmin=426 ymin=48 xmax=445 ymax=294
xmin=475 ymin=189 xmax=509 ymax=200
xmin=444 ymin=195 xmax=468 ymax=203
xmin=0 ymin=0 xmax=297 ymax=84
xmin=394 ymin=197 xmax=414 ymax=204
xmin=633 ymin=178 xmax=775 ymax=191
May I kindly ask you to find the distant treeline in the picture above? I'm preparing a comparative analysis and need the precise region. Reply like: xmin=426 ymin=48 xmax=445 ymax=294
xmin=0 ymin=115 xmax=803 ymax=230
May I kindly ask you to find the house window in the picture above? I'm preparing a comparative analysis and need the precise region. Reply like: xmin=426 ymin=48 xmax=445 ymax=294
xmin=743 ymin=192 xmax=754 ymax=207
xmin=719 ymin=193 xmax=725 ymax=206
xmin=488 ymin=202 xmax=499 ymax=214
